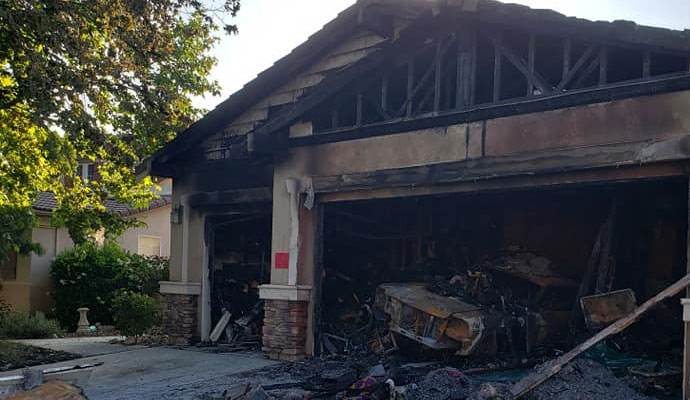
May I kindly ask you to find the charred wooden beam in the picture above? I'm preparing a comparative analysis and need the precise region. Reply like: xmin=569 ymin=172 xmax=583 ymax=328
xmin=643 ymin=50 xmax=651 ymax=78
xmin=188 ymin=187 xmax=272 ymax=207
xmin=287 ymin=74 xmax=690 ymax=149
xmin=456 ymin=28 xmax=476 ymax=109
xmin=483 ymin=30 xmax=553 ymax=95
xmin=406 ymin=60 xmax=415 ymax=117
xmin=527 ymin=34 xmax=536 ymax=96
xmin=415 ymin=85 xmax=436 ymax=115
xmin=599 ymin=46 xmax=608 ymax=85
xmin=311 ymin=135 xmax=690 ymax=194
xmin=397 ymin=36 xmax=455 ymax=118
xmin=512 ymin=273 xmax=690 ymax=398
xmin=493 ymin=32 xmax=502 ymax=102
xmin=331 ymin=110 xmax=338 ymax=129
xmin=381 ymin=76 xmax=388 ymax=113
xmin=444 ymin=60 xmax=453 ymax=110
xmin=416 ymin=61 xmax=454 ymax=115
xmin=434 ymin=40 xmax=443 ymax=112
xmin=563 ymin=38 xmax=572 ymax=80
xmin=557 ymin=43 xmax=598 ymax=91
xmin=572 ymin=55 xmax=601 ymax=89
xmin=366 ymin=96 xmax=391 ymax=120
xmin=470 ymin=31 xmax=477 ymax=105
xmin=320 ymin=164 xmax=688 ymax=204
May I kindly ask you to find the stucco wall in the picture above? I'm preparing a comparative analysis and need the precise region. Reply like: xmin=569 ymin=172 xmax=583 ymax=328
xmin=167 ymin=175 xmax=206 ymax=284
xmin=2 ymin=204 xmax=172 ymax=314
xmin=116 ymin=205 xmax=172 ymax=257
xmin=0 ymin=217 xmax=73 ymax=312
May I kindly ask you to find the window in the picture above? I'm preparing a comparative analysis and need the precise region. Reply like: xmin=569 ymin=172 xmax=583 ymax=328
xmin=76 ymin=163 xmax=95 ymax=181
xmin=0 ymin=251 xmax=17 ymax=281
xmin=137 ymin=236 xmax=161 ymax=257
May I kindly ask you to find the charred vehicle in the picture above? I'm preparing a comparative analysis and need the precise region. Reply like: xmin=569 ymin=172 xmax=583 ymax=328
xmin=375 ymin=249 xmax=576 ymax=355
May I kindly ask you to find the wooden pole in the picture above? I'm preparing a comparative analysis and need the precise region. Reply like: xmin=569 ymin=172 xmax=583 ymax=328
xmin=643 ymin=50 xmax=651 ymax=78
xmin=493 ymin=32 xmax=502 ymax=102
xmin=599 ymin=46 xmax=608 ymax=86
xmin=406 ymin=60 xmax=414 ymax=117
xmin=381 ymin=77 xmax=388 ymax=114
xmin=562 ymin=38 xmax=571 ymax=81
xmin=527 ymin=34 xmax=536 ymax=96
xmin=511 ymin=272 xmax=690 ymax=399
xmin=434 ymin=41 xmax=442 ymax=112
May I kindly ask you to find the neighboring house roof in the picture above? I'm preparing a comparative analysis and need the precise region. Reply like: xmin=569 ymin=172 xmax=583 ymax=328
xmin=32 ymin=191 xmax=172 ymax=217
xmin=147 ymin=0 xmax=690 ymax=173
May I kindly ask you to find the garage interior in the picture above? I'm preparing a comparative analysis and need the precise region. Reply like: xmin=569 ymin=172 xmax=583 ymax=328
xmin=208 ymin=211 xmax=272 ymax=347
xmin=318 ymin=177 xmax=687 ymax=390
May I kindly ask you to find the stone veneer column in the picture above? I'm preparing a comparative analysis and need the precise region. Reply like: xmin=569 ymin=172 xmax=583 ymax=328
xmin=259 ymin=285 xmax=312 ymax=360
xmin=159 ymin=282 xmax=201 ymax=345
xmin=262 ymin=299 xmax=308 ymax=360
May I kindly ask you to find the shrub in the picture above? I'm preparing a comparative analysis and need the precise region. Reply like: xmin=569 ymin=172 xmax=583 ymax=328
xmin=50 ymin=242 xmax=168 ymax=330
xmin=0 ymin=297 xmax=10 ymax=317
xmin=112 ymin=291 xmax=159 ymax=339
xmin=0 ymin=312 xmax=64 ymax=339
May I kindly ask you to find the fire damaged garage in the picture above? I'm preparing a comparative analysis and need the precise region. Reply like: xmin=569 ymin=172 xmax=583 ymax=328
xmin=206 ymin=210 xmax=272 ymax=347
xmin=144 ymin=0 xmax=690 ymax=398
xmin=319 ymin=179 xmax=688 ymax=360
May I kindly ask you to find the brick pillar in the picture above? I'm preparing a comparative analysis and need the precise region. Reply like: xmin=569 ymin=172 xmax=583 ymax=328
xmin=262 ymin=299 xmax=308 ymax=360
xmin=161 ymin=293 xmax=198 ymax=345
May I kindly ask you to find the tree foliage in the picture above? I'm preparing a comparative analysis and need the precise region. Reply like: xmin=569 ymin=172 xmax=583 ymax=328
xmin=0 ymin=0 xmax=239 ymax=259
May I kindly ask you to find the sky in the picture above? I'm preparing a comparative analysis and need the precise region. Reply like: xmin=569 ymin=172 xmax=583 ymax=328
xmin=195 ymin=0 xmax=690 ymax=110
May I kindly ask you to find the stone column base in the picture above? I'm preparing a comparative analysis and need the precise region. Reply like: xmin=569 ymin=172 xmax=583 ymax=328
xmin=262 ymin=299 xmax=309 ymax=360
xmin=159 ymin=286 xmax=199 ymax=345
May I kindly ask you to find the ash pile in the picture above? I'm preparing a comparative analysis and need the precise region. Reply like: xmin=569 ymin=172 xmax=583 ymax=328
xmin=199 ymin=358 xmax=513 ymax=400
xmin=199 ymin=350 xmax=662 ymax=400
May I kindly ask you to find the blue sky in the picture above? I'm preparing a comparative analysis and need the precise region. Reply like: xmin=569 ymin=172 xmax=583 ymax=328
xmin=196 ymin=0 xmax=690 ymax=110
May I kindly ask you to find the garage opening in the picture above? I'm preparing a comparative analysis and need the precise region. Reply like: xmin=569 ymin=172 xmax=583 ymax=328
xmin=208 ymin=211 xmax=272 ymax=349
xmin=319 ymin=178 xmax=687 ymax=376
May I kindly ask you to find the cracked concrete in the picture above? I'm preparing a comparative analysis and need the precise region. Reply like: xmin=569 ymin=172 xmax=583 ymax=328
xmin=2 ymin=337 xmax=277 ymax=399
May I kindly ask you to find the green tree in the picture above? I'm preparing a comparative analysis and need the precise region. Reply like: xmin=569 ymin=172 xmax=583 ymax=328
xmin=0 ymin=0 xmax=239 ymax=258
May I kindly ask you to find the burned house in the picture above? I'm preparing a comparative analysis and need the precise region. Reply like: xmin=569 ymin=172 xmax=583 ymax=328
xmin=144 ymin=0 xmax=690 ymax=374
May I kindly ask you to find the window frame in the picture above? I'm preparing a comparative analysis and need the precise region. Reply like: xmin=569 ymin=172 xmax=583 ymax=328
xmin=137 ymin=235 xmax=162 ymax=257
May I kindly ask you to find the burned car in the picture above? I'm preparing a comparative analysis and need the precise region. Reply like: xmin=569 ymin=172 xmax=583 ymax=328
xmin=374 ymin=250 xmax=576 ymax=356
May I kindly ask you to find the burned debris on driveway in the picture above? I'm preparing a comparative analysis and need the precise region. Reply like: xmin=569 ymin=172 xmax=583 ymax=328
xmin=198 ymin=263 xmax=690 ymax=399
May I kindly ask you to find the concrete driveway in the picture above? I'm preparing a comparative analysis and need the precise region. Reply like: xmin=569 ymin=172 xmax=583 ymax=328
xmin=4 ymin=337 xmax=277 ymax=399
